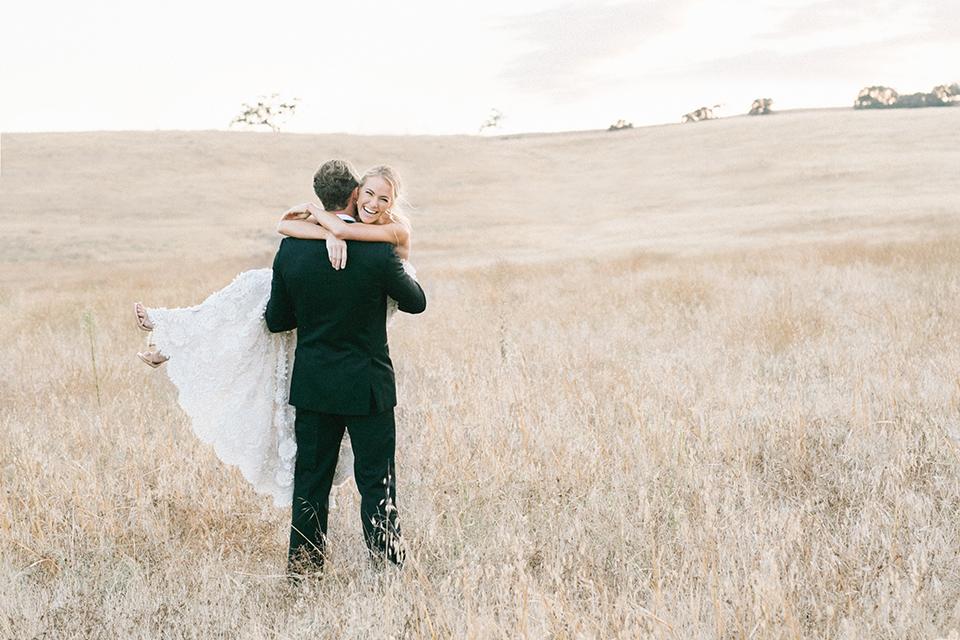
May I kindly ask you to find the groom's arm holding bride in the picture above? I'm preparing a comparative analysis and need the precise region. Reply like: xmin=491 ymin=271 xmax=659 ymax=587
xmin=263 ymin=254 xmax=298 ymax=333
xmin=381 ymin=245 xmax=426 ymax=315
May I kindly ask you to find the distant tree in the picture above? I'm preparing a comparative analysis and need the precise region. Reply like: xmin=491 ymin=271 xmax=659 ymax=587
xmin=749 ymin=98 xmax=774 ymax=115
xmin=933 ymin=83 xmax=960 ymax=104
xmin=854 ymin=86 xmax=900 ymax=109
xmin=230 ymin=94 xmax=301 ymax=131
xmin=608 ymin=119 xmax=633 ymax=131
xmin=682 ymin=104 xmax=721 ymax=123
xmin=895 ymin=92 xmax=938 ymax=108
xmin=479 ymin=108 xmax=504 ymax=134
xmin=854 ymin=83 xmax=960 ymax=109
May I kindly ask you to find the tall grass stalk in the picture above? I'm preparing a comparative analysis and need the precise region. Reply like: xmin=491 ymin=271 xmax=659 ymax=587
xmin=81 ymin=308 xmax=101 ymax=409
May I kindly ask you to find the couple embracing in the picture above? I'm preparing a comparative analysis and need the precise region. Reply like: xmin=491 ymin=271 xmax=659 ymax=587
xmin=135 ymin=159 xmax=426 ymax=577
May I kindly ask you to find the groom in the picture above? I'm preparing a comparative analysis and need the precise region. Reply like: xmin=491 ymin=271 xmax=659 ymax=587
xmin=264 ymin=159 xmax=426 ymax=575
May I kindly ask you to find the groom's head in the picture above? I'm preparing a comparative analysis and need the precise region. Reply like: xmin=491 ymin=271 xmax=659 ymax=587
xmin=314 ymin=159 xmax=361 ymax=212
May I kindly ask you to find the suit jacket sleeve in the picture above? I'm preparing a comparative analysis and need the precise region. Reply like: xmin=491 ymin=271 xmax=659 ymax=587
xmin=264 ymin=244 xmax=297 ymax=333
xmin=383 ymin=249 xmax=426 ymax=315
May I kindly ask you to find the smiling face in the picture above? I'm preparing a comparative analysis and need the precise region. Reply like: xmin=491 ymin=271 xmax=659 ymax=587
xmin=356 ymin=175 xmax=395 ymax=224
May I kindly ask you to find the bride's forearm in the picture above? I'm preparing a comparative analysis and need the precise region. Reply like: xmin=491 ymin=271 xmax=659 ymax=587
xmin=310 ymin=208 xmax=352 ymax=239
xmin=278 ymin=218 xmax=331 ymax=240
xmin=337 ymin=222 xmax=410 ymax=247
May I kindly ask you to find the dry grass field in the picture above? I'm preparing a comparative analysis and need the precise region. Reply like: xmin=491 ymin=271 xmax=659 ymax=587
xmin=1 ymin=106 xmax=960 ymax=638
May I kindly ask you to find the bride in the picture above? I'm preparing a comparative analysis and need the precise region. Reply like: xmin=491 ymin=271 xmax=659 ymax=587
xmin=133 ymin=161 xmax=415 ymax=508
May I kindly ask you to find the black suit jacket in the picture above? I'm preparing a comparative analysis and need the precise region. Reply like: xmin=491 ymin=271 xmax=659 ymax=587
xmin=264 ymin=237 xmax=426 ymax=416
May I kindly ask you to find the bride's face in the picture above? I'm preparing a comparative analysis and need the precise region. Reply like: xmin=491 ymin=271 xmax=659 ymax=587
xmin=356 ymin=176 xmax=394 ymax=224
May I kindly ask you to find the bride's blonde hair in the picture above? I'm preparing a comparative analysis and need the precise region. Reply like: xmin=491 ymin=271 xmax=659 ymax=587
xmin=360 ymin=165 xmax=411 ymax=231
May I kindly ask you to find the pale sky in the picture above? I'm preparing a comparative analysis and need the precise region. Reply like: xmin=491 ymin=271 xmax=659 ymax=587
xmin=2 ymin=0 xmax=957 ymax=135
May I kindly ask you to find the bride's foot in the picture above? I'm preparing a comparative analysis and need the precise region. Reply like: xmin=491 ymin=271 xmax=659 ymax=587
xmin=137 ymin=350 xmax=168 ymax=368
xmin=134 ymin=302 xmax=154 ymax=331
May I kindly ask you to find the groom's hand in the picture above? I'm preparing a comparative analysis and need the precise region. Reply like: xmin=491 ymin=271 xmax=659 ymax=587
xmin=326 ymin=235 xmax=347 ymax=270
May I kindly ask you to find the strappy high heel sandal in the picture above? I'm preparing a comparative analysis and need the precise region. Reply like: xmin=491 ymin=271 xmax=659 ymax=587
xmin=134 ymin=302 xmax=154 ymax=331
xmin=137 ymin=350 xmax=168 ymax=368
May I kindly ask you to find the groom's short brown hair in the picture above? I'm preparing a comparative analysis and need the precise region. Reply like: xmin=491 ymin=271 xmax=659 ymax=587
xmin=314 ymin=159 xmax=361 ymax=211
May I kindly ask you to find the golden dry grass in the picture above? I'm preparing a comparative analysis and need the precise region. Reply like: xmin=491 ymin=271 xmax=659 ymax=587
xmin=1 ymin=107 xmax=960 ymax=638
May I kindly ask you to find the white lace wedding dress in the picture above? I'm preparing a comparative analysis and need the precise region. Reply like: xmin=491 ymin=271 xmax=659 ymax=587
xmin=145 ymin=259 xmax=415 ymax=508
xmin=144 ymin=269 xmax=337 ymax=508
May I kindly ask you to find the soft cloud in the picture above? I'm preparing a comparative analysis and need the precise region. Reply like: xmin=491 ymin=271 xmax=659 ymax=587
xmin=772 ymin=0 xmax=911 ymax=38
xmin=694 ymin=43 xmax=892 ymax=82
xmin=693 ymin=0 xmax=959 ymax=92
xmin=500 ymin=1 xmax=690 ymax=98
xmin=758 ymin=0 xmax=957 ymax=53
xmin=771 ymin=0 xmax=960 ymax=42
xmin=917 ymin=0 xmax=960 ymax=42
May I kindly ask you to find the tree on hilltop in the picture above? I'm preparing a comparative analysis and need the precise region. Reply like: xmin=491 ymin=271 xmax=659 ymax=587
xmin=854 ymin=86 xmax=900 ymax=109
xmin=895 ymin=92 xmax=940 ymax=108
xmin=682 ymin=104 xmax=722 ymax=123
xmin=933 ymin=83 xmax=960 ymax=104
xmin=749 ymin=98 xmax=774 ymax=115
xmin=479 ymin=108 xmax=504 ymax=134
xmin=854 ymin=83 xmax=959 ymax=110
xmin=230 ymin=94 xmax=301 ymax=132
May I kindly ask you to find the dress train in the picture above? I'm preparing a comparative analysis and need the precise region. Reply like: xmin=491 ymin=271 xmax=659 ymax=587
xmin=146 ymin=269 xmax=352 ymax=508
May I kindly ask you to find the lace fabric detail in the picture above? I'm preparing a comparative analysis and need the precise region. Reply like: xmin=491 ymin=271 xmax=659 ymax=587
xmin=147 ymin=269 xmax=353 ymax=507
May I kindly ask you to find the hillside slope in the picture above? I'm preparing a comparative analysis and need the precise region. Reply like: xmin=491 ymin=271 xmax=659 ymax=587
xmin=1 ymin=107 xmax=958 ymax=269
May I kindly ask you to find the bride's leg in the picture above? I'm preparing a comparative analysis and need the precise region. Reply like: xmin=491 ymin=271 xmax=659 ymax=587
xmin=137 ymin=349 xmax=168 ymax=368
xmin=134 ymin=302 xmax=154 ymax=331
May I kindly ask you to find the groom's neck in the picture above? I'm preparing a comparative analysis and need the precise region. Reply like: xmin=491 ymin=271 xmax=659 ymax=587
xmin=327 ymin=204 xmax=357 ymax=220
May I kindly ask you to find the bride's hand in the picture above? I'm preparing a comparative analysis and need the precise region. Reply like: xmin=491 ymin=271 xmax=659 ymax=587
xmin=326 ymin=235 xmax=347 ymax=270
xmin=281 ymin=203 xmax=319 ymax=222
